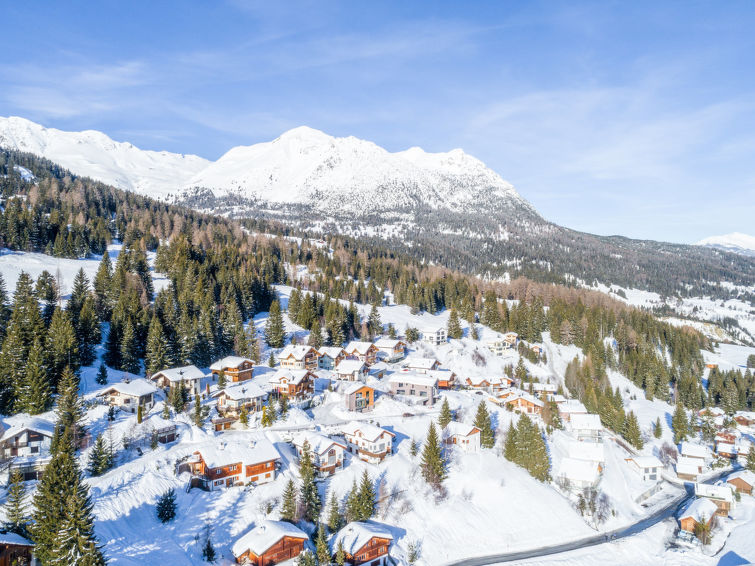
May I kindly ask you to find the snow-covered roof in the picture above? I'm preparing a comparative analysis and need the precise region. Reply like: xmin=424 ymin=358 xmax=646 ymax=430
xmin=293 ymin=431 xmax=345 ymax=455
xmin=342 ymin=421 xmax=395 ymax=442
xmin=559 ymin=399 xmax=587 ymax=414
xmin=444 ymin=421 xmax=480 ymax=438
xmin=698 ymin=407 xmax=725 ymax=417
xmin=374 ymin=338 xmax=404 ymax=349
xmin=335 ymin=359 xmax=367 ymax=374
xmin=426 ymin=369 xmax=455 ymax=380
xmin=194 ymin=436 xmax=280 ymax=469
xmin=557 ymin=457 xmax=600 ymax=484
xmin=388 ymin=371 xmax=438 ymax=387
xmin=505 ymin=391 xmax=544 ymax=408
xmin=567 ymin=441 xmax=605 ymax=462
xmin=678 ymin=498 xmax=718 ymax=522
xmin=532 ymin=383 xmax=558 ymax=392
xmin=680 ymin=442 xmax=710 ymax=459
xmin=97 ymin=378 xmax=158 ymax=398
xmin=627 ymin=456 xmax=662 ymax=470
xmin=212 ymin=381 xmax=267 ymax=401
xmin=330 ymin=521 xmax=393 ymax=555
xmin=151 ymin=365 xmax=204 ymax=382
xmin=695 ymin=482 xmax=733 ymax=502
xmin=0 ymin=414 xmax=55 ymax=441
xmin=716 ymin=442 xmax=736 ymax=454
xmin=269 ymin=369 xmax=312 ymax=386
xmin=0 ymin=531 xmax=34 ymax=546
xmin=676 ymin=461 xmax=701 ymax=477
xmin=404 ymin=356 xmax=438 ymax=370
xmin=728 ymin=470 xmax=755 ymax=487
xmin=232 ymin=520 xmax=308 ymax=558
xmin=345 ymin=341 xmax=376 ymax=355
xmin=344 ymin=382 xmax=373 ymax=396
xmin=210 ymin=356 xmax=254 ymax=371
xmin=570 ymin=414 xmax=602 ymax=431
xmin=318 ymin=346 xmax=345 ymax=359
xmin=279 ymin=344 xmax=316 ymax=361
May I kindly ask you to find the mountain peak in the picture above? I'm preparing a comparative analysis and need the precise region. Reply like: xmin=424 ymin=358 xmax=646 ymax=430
xmin=696 ymin=232 xmax=755 ymax=257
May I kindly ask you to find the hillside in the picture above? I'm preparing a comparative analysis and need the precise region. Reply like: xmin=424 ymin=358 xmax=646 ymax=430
xmin=2 ymin=116 xmax=754 ymax=301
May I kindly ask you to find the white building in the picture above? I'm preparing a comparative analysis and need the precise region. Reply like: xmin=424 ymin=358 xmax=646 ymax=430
xmin=0 ymin=415 xmax=55 ymax=460
xmin=373 ymin=338 xmax=406 ymax=362
xmin=625 ymin=456 xmax=662 ymax=482
xmin=150 ymin=365 xmax=204 ymax=395
xmin=341 ymin=421 xmax=395 ymax=463
xmin=419 ymin=325 xmax=447 ymax=346
xmin=557 ymin=457 xmax=601 ymax=490
xmin=329 ymin=521 xmax=394 ymax=566
xmin=293 ymin=432 xmax=346 ymax=477
xmin=443 ymin=421 xmax=481 ymax=453
xmin=569 ymin=413 xmax=602 ymax=441
xmin=567 ymin=440 xmax=605 ymax=465
xmin=558 ymin=399 xmax=588 ymax=422
xmin=334 ymin=359 xmax=369 ymax=382
xmin=680 ymin=441 xmax=711 ymax=462
xmin=96 ymin=379 xmax=158 ymax=414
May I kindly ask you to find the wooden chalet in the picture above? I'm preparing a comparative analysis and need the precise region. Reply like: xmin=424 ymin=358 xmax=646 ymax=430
xmin=344 ymin=341 xmax=379 ymax=366
xmin=727 ymin=470 xmax=755 ymax=495
xmin=504 ymin=392 xmax=544 ymax=415
xmin=373 ymin=338 xmax=406 ymax=362
xmin=403 ymin=357 xmax=440 ymax=372
xmin=443 ymin=421 xmax=481 ymax=453
xmin=268 ymin=369 xmax=315 ymax=399
xmin=232 ymin=520 xmax=308 ymax=565
xmin=334 ymin=359 xmax=369 ymax=382
xmin=695 ymin=483 xmax=734 ymax=516
xmin=0 ymin=532 xmax=35 ymax=566
xmin=210 ymin=356 xmax=255 ymax=383
xmin=330 ymin=521 xmax=394 ymax=566
xmin=212 ymin=381 xmax=267 ymax=416
xmin=150 ymin=365 xmax=204 ymax=395
xmin=278 ymin=345 xmax=319 ymax=370
xmin=293 ymin=432 xmax=346 ymax=477
xmin=341 ymin=421 xmax=395 ymax=464
xmin=318 ymin=346 xmax=346 ymax=370
xmin=185 ymin=437 xmax=280 ymax=491
xmin=96 ymin=378 xmax=158 ymax=414
xmin=0 ymin=415 xmax=54 ymax=461
xmin=678 ymin=498 xmax=718 ymax=533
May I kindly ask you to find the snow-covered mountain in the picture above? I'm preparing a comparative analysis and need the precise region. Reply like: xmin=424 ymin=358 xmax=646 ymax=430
xmin=0 ymin=116 xmax=210 ymax=198
xmin=696 ymin=232 xmax=755 ymax=257
xmin=0 ymin=116 xmax=532 ymax=217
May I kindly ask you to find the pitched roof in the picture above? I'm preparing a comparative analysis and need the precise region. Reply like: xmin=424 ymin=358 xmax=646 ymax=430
xmin=335 ymin=359 xmax=367 ymax=374
xmin=374 ymin=338 xmax=404 ymax=349
xmin=557 ymin=457 xmax=600 ymax=484
xmin=344 ymin=382 xmax=374 ymax=396
xmin=279 ymin=345 xmax=316 ymax=361
xmin=345 ymin=341 xmax=376 ymax=355
xmin=341 ymin=421 xmax=395 ymax=442
xmin=404 ymin=356 xmax=438 ymax=370
xmin=504 ymin=391 xmax=544 ymax=408
xmin=210 ymin=356 xmax=254 ymax=371
xmin=0 ymin=414 xmax=55 ymax=441
xmin=559 ymin=399 xmax=587 ymax=414
xmin=388 ymin=371 xmax=438 ymax=387
xmin=0 ymin=531 xmax=34 ymax=546
xmin=695 ymin=482 xmax=734 ymax=502
xmin=444 ymin=421 xmax=480 ymax=438
xmin=212 ymin=381 xmax=267 ymax=401
xmin=192 ymin=436 xmax=280 ymax=469
xmin=728 ymin=470 xmax=755 ymax=487
xmin=269 ymin=369 xmax=312 ymax=386
xmin=570 ymin=414 xmax=602 ymax=431
xmin=567 ymin=441 xmax=605 ymax=462
xmin=293 ymin=431 xmax=345 ymax=455
xmin=151 ymin=365 xmax=204 ymax=382
xmin=232 ymin=520 xmax=308 ymax=558
xmin=680 ymin=442 xmax=710 ymax=459
xmin=330 ymin=521 xmax=393 ymax=555
xmin=679 ymin=498 xmax=718 ymax=522
xmin=627 ymin=456 xmax=662 ymax=469
xmin=318 ymin=346 xmax=345 ymax=359
xmin=97 ymin=378 xmax=158 ymax=398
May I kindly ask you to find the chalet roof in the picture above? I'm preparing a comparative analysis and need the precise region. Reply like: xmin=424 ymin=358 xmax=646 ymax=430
xmin=0 ymin=531 xmax=34 ymax=546
xmin=318 ymin=346 xmax=345 ymax=359
xmin=342 ymin=421 xmax=395 ymax=442
xmin=151 ymin=365 xmax=204 ymax=383
xmin=268 ymin=369 xmax=312 ymax=386
xmin=388 ymin=371 xmax=438 ymax=387
xmin=695 ymin=482 xmax=734 ymax=502
xmin=570 ymin=414 xmax=602 ymax=431
xmin=192 ymin=436 xmax=280 ymax=469
xmin=426 ymin=369 xmax=455 ymax=380
xmin=676 ymin=456 xmax=703 ymax=476
xmin=210 ymin=356 xmax=254 ymax=371
xmin=344 ymin=382 xmax=373 ymax=396
xmin=532 ymin=382 xmax=558 ymax=392
xmin=567 ymin=441 xmax=605 ymax=463
xmin=678 ymin=498 xmax=718 ymax=522
xmin=728 ymin=470 xmax=755 ymax=488
xmin=293 ymin=431 xmax=345 ymax=455
xmin=344 ymin=341 xmax=376 ymax=355
xmin=404 ymin=356 xmax=439 ymax=370
xmin=627 ymin=456 xmax=662 ymax=469
xmin=335 ymin=359 xmax=367 ymax=374
xmin=212 ymin=381 xmax=267 ymax=401
xmin=504 ymin=391 xmax=544 ymax=408
xmin=97 ymin=378 xmax=158 ymax=398
xmin=330 ymin=521 xmax=393 ymax=555
xmin=698 ymin=407 xmax=725 ymax=417
xmin=680 ymin=442 xmax=710 ymax=459
xmin=232 ymin=520 xmax=308 ymax=558
xmin=444 ymin=421 xmax=480 ymax=438
xmin=374 ymin=338 xmax=404 ymax=349
xmin=559 ymin=400 xmax=587 ymax=414
xmin=717 ymin=442 xmax=737 ymax=454
xmin=557 ymin=457 xmax=600 ymax=484
xmin=0 ymin=414 xmax=55 ymax=441
xmin=279 ymin=345 xmax=316 ymax=361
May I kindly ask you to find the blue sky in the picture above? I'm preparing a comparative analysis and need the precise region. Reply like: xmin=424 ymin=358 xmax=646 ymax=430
xmin=1 ymin=1 xmax=754 ymax=243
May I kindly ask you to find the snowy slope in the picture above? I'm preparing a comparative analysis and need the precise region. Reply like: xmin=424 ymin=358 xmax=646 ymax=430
xmin=0 ymin=116 xmax=210 ymax=198
xmin=696 ymin=232 xmax=755 ymax=257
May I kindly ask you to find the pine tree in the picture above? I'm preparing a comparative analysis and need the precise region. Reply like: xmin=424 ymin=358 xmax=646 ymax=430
xmin=239 ymin=405 xmax=249 ymax=427
xmin=438 ymin=397 xmax=453 ymax=429
xmin=202 ymin=535 xmax=216 ymax=562
xmin=356 ymin=470 xmax=375 ymax=521
xmin=156 ymin=488 xmax=177 ymax=523
xmin=119 ymin=318 xmax=140 ymax=374
xmin=48 ymin=307 xmax=79 ymax=385
xmin=298 ymin=441 xmax=321 ymax=523
xmin=515 ymin=357 xmax=527 ymax=382
xmin=326 ymin=492 xmax=342 ymax=533
xmin=367 ymin=302 xmax=382 ymax=338
xmin=268 ymin=351 xmax=276 ymax=367
xmin=298 ymin=551 xmax=316 ymax=566
xmin=281 ymin=478 xmax=298 ymax=523
xmin=315 ymin=524 xmax=330 ymax=565
xmin=87 ymin=435 xmax=114 ymax=477
xmin=3 ymin=468 xmax=29 ymax=537
xmin=308 ymin=318 xmax=323 ymax=349
xmin=345 ymin=479 xmax=359 ymax=524
xmin=261 ymin=404 xmax=276 ymax=427
xmin=77 ymin=297 xmax=101 ymax=367
xmin=335 ymin=540 xmax=346 ymax=566
xmin=265 ymin=300 xmax=286 ymax=348
xmin=47 ymin=491 xmax=106 ymax=566
xmin=504 ymin=423 xmax=517 ymax=462
xmin=145 ymin=315 xmax=170 ymax=377
xmin=672 ymin=403 xmax=689 ymax=444
xmin=56 ymin=366 xmax=86 ymax=446
xmin=279 ymin=395 xmax=289 ymax=417
xmin=217 ymin=370 xmax=227 ymax=391
xmin=20 ymin=336 xmax=51 ymax=415
xmin=420 ymin=422 xmax=446 ymax=489
xmin=622 ymin=411 xmax=643 ymax=449
xmin=93 ymin=252 xmax=113 ymax=321
xmin=137 ymin=404 xmax=144 ymax=424
xmin=447 ymin=307 xmax=463 ymax=340
xmin=193 ymin=395 xmax=205 ymax=428
xmin=474 ymin=401 xmax=495 ymax=449
xmin=654 ymin=417 xmax=662 ymax=439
